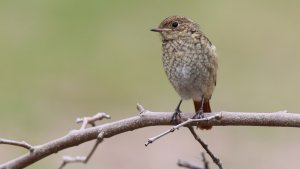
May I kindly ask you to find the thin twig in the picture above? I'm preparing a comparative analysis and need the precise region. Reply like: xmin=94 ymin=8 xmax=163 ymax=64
xmin=58 ymin=156 xmax=86 ymax=169
xmin=0 ymin=138 xmax=34 ymax=152
xmin=58 ymin=132 xmax=104 ymax=169
xmin=145 ymin=114 xmax=221 ymax=146
xmin=178 ymin=153 xmax=209 ymax=169
xmin=201 ymin=152 xmax=209 ymax=169
xmin=178 ymin=159 xmax=204 ymax=169
xmin=188 ymin=127 xmax=223 ymax=169
xmin=137 ymin=103 xmax=147 ymax=114
xmin=76 ymin=112 xmax=110 ymax=129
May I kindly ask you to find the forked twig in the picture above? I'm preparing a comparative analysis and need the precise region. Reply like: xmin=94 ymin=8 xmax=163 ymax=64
xmin=58 ymin=132 xmax=104 ymax=169
xmin=76 ymin=112 xmax=110 ymax=130
xmin=58 ymin=113 xmax=110 ymax=169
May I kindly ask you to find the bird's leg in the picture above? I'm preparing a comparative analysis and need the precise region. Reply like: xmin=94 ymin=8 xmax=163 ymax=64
xmin=192 ymin=96 xmax=205 ymax=119
xmin=171 ymin=99 xmax=182 ymax=124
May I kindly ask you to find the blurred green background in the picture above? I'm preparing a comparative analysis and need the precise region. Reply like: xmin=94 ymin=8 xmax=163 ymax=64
xmin=1 ymin=0 xmax=300 ymax=169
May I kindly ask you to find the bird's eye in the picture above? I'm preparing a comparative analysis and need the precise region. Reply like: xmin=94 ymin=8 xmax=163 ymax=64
xmin=172 ymin=21 xmax=179 ymax=28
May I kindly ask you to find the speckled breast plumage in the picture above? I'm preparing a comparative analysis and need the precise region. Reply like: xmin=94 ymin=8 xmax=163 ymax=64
xmin=162 ymin=34 xmax=218 ymax=101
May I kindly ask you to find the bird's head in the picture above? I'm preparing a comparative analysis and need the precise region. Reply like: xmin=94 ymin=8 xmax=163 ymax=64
xmin=151 ymin=15 xmax=200 ymax=41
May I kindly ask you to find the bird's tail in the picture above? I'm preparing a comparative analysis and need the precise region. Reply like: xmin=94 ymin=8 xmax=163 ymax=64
xmin=193 ymin=99 xmax=212 ymax=130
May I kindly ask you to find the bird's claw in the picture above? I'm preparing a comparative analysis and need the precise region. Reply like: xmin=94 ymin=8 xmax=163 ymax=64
xmin=192 ymin=109 xmax=204 ymax=119
xmin=170 ymin=109 xmax=182 ymax=124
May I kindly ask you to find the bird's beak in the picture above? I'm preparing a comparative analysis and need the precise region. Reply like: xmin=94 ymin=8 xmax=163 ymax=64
xmin=150 ymin=28 xmax=170 ymax=32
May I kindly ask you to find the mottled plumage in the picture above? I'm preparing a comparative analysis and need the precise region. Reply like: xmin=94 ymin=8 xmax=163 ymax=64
xmin=151 ymin=16 xmax=218 ymax=129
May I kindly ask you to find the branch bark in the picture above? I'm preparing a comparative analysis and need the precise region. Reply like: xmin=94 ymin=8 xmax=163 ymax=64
xmin=1 ymin=109 xmax=299 ymax=169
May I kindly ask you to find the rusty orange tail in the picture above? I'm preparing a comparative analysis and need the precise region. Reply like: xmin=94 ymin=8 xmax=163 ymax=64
xmin=193 ymin=99 xmax=212 ymax=130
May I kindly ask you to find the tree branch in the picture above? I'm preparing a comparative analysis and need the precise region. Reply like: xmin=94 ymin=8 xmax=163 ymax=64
xmin=1 ymin=107 xmax=299 ymax=169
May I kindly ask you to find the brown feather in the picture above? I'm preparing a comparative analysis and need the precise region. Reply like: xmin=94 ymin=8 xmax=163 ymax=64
xmin=193 ymin=99 xmax=212 ymax=130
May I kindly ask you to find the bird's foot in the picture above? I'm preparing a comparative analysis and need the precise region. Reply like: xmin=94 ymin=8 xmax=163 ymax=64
xmin=170 ymin=109 xmax=182 ymax=124
xmin=192 ymin=109 xmax=204 ymax=119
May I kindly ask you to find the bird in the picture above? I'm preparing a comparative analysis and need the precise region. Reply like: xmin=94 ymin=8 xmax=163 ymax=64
xmin=151 ymin=15 xmax=218 ymax=129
